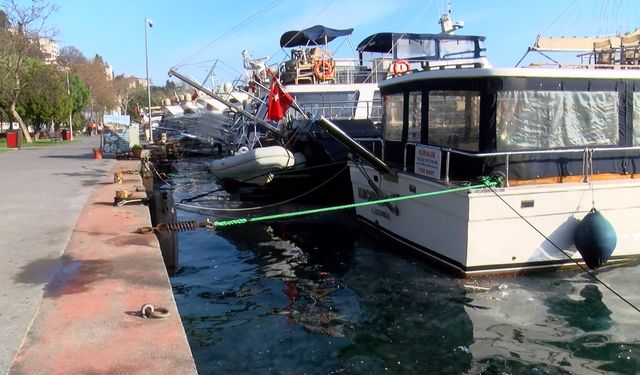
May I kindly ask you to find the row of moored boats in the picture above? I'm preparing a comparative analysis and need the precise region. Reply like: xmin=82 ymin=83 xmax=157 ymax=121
xmin=158 ymin=11 xmax=640 ymax=277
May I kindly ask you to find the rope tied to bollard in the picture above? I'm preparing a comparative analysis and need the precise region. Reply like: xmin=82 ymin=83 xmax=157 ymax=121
xmin=140 ymin=303 xmax=171 ymax=319
xmin=136 ymin=219 xmax=214 ymax=234
xmin=135 ymin=176 xmax=502 ymax=234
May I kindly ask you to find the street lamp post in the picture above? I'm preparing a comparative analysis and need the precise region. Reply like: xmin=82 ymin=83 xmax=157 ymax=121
xmin=66 ymin=69 xmax=73 ymax=140
xmin=144 ymin=17 xmax=153 ymax=144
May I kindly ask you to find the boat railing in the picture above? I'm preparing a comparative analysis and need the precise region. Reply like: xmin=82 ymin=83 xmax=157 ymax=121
xmin=292 ymin=99 xmax=382 ymax=122
xmin=279 ymin=56 xmax=411 ymax=85
xmin=281 ymin=54 xmax=492 ymax=86
xmin=528 ymin=62 xmax=640 ymax=70
xmin=403 ymin=142 xmax=640 ymax=186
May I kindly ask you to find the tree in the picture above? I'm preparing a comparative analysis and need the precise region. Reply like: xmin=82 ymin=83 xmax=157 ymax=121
xmin=18 ymin=58 xmax=71 ymax=127
xmin=128 ymin=85 xmax=148 ymax=122
xmin=69 ymin=72 xmax=90 ymax=123
xmin=72 ymin=54 xmax=115 ymax=120
xmin=58 ymin=45 xmax=86 ymax=66
xmin=0 ymin=10 xmax=8 ymax=29
xmin=0 ymin=0 xmax=56 ymax=143
xmin=113 ymin=75 xmax=138 ymax=115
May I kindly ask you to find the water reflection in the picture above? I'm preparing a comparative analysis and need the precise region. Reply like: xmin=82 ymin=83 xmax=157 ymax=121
xmin=463 ymin=275 xmax=639 ymax=374
xmin=547 ymin=284 xmax=612 ymax=332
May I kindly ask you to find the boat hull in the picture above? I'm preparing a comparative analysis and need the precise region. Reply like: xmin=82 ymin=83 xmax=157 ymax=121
xmin=349 ymin=163 xmax=640 ymax=276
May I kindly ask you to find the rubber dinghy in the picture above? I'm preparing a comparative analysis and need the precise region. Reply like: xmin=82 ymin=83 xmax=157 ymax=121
xmin=207 ymin=145 xmax=299 ymax=185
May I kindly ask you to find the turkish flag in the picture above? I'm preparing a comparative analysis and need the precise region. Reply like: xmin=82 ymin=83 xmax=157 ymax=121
xmin=267 ymin=78 xmax=293 ymax=121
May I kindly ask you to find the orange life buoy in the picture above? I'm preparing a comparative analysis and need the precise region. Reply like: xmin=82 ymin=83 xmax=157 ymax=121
xmin=313 ymin=60 xmax=333 ymax=81
xmin=391 ymin=60 xmax=411 ymax=76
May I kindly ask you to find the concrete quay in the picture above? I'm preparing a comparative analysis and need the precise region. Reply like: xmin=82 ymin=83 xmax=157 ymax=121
xmin=0 ymin=137 xmax=197 ymax=375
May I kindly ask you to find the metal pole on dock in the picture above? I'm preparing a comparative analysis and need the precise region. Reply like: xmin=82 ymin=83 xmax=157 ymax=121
xmin=145 ymin=17 xmax=154 ymax=144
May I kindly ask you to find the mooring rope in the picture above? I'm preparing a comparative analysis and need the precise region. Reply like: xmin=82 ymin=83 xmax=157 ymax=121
xmin=212 ymin=177 xmax=498 ymax=227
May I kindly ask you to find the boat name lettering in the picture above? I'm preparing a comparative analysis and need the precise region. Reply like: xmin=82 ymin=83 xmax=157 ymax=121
xmin=357 ymin=187 xmax=378 ymax=200
xmin=418 ymin=148 xmax=438 ymax=158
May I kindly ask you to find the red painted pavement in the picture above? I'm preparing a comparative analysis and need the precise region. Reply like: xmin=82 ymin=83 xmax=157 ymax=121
xmin=9 ymin=160 xmax=198 ymax=375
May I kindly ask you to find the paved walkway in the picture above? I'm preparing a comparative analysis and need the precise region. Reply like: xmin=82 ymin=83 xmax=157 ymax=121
xmin=1 ymin=136 xmax=197 ymax=375
xmin=0 ymin=136 xmax=114 ymax=374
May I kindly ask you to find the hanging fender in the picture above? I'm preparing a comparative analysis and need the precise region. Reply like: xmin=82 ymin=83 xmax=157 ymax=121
xmin=573 ymin=208 xmax=617 ymax=270
xmin=313 ymin=60 xmax=333 ymax=81
xmin=391 ymin=60 xmax=411 ymax=76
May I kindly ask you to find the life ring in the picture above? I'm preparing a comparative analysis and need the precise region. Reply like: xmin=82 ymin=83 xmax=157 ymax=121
xmin=313 ymin=60 xmax=333 ymax=81
xmin=391 ymin=60 xmax=411 ymax=76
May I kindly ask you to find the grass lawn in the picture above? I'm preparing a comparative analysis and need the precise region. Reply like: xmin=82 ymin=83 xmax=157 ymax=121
xmin=0 ymin=137 xmax=77 ymax=152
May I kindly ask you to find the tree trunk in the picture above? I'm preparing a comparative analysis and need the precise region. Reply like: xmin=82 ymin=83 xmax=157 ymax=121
xmin=10 ymin=101 xmax=33 ymax=143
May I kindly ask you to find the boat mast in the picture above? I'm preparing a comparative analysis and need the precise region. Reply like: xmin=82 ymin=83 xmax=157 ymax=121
xmin=439 ymin=0 xmax=464 ymax=35
xmin=168 ymin=68 xmax=281 ymax=136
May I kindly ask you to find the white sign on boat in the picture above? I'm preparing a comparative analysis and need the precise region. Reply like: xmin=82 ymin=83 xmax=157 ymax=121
xmin=414 ymin=145 xmax=441 ymax=178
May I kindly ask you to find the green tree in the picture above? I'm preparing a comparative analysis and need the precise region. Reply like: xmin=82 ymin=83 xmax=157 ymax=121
xmin=69 ymin=72 xmax=89 ymax=123
xmin=0 ymin=0 xmax=56 ymax=143
xmin=17 ymin=58 xmax=71 ymax=128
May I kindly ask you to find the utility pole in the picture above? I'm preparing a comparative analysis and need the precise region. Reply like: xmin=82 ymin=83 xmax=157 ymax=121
xmin=144 ymin=17 xmax=154 ymax=143
xmin=66 ymin=69 xmax=73 ymax=140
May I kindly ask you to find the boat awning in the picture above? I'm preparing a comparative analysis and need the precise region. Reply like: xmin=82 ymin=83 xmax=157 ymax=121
xmin=533 ymin=36 xmax=614 ymax=52
xmin=533 ymin=28 xmax=640 ymax=52
xmin=280 ymin=25 xmax=354 ymax=48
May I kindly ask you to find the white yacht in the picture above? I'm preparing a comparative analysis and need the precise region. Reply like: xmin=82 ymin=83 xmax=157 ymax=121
xmin=344 ymin=29 xmax=640 ymax=276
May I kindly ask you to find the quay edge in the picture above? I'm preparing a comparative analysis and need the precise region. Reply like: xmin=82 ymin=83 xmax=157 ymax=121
xmin=8 ymin=159 xmax=198 ymax=375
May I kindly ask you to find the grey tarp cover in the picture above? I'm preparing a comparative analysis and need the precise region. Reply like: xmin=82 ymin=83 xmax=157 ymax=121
xmin=280 ymin=25 xmax=354 ymax=48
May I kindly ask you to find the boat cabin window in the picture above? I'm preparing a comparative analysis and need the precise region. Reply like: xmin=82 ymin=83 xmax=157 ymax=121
xmin=383 ymin=93 xmax=404 ymax=141
xmin=440 ymin=39 xmax=480 ymax=59
xmin=496 ymin=91 xmax=619 ymax=150
xmin=395 ymin=37 xmax=437 ymax=60
xmin=428 ymin=91 xmax=480 ymax=151
xmin=634 ymin=93 xmax=640 ymax=145
xmin=293 ymin=91 xmax=360 ymax=118
xmin=370 ymin=90 xmax=383 ymax=123
xmin=408 ymin=91 xmax=421 ymax=142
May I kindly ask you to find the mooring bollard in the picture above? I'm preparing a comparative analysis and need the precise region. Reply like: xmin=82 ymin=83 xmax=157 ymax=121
xmin=149 ymin=187 xmax=179 ymax=275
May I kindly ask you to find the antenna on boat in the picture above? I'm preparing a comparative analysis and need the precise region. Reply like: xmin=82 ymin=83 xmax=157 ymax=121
xmin=439 ymin=0 xmax=464 ymax=35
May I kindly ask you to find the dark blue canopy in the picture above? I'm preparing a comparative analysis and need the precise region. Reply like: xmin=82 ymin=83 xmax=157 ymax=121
xmin=280 ymin=25 xmax=354 ymax=48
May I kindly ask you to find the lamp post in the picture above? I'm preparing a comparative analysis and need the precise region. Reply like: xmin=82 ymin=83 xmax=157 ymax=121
xmin=144 ymin=17 xmax=153 ymax=143
xmin=65 ymin=68 xmax=73 ymax=140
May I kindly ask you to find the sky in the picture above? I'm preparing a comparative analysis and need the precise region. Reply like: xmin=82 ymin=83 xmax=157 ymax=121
xmin=44 ymin=0 xmax=640 ymax=87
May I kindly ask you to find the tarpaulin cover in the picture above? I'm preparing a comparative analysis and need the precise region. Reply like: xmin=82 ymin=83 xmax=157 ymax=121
xmin=280 ymin=25 xmax=354 ymax=48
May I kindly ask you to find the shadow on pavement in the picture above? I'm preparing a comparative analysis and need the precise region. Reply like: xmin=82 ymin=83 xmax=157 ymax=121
xmin=41 ymin=154 xmax=93 ymax=160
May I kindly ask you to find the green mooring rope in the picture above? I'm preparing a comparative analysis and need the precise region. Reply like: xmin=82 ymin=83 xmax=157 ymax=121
xmin=213 ymin=176 xmax=500 ymax=228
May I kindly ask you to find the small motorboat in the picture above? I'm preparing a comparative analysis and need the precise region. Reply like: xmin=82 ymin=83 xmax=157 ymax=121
xmin=207 ymin=145 xmax=299 ymax=185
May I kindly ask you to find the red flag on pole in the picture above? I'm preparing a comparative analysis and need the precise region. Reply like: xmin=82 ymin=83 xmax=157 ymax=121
xmin=267 ymin=76 xmax=293 ymax=121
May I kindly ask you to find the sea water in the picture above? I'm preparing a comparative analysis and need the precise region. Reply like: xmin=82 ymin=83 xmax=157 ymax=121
xmin=168 ymin=159 xmax=640 ymax=375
